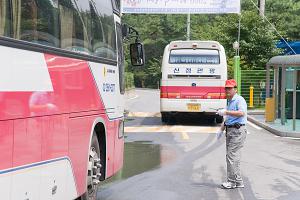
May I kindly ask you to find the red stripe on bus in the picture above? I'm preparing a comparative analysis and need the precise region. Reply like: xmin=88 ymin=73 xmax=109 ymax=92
xmin=160 ymin=86 xmax=225 ymax=93
xmin=160 ymin=86 xmax=226 ymax=99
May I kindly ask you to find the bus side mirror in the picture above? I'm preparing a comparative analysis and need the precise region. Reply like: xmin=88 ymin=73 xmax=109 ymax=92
xmin=130 ymin=42 xmax=145 ymax=66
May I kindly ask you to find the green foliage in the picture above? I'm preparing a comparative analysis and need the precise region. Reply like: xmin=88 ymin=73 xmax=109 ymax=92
xmin=125 ymin=72 xmax=135 ymax=89
xmin=122 ymin=0 xmax=299 ymax=88
xmin=266 ymin=0 xmax=300 ymax=40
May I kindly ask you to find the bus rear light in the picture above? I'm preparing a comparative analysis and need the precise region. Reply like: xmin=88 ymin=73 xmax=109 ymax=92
xmin=173 ymin=45 xmax=178 ymax=48
xmin=206 ymin=93 xmax=221 ymax=99
xmin=160 ymin=92 xmax=168 ymax=98
xmin=161 ymin=92 xmax=181 ymax=99
xmin=220 ymin=93 xmax=226 ymax=99
xmin=167 ymin=93 xmax=181 ymax=99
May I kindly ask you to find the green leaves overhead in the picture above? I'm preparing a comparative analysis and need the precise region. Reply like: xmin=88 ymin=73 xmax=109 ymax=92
xmin=123 ymin=0 xmax=299 ymax=87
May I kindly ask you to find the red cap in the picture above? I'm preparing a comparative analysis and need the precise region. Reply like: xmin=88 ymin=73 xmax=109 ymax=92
xmin=225 ymin=79 xmax=237 ymax=88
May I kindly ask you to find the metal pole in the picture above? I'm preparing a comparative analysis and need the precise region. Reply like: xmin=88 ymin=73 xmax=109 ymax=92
xmin=259 ymin=0 xmax=265 ymax=19
xmin=281 ymin=66 xmax=286 ymax=125
xmin=237 ymin=15 xmax=241 ymax=93
xmin=234 ymin=15 xmax=242 ymax=93
xmin=274 ymin=67 xmax=279 ymax=119
xmin=234 ymin=56 xmax=241 ymax=93
xmin=293 ymin=70 xmax=297 ymax=131
xmin=187 ymin=13 xmax=191 ymax=41
xmin=237 ymin=15 xmax=241 ymax=56
xmin=266 ymin=65 xmax=270 ymax=98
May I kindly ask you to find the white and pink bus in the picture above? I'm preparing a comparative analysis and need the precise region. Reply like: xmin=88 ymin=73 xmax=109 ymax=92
xmin=0 ymin=0 xmax=143 ymax=199
xmin=160 ymin=41 xmax=227 ymax=123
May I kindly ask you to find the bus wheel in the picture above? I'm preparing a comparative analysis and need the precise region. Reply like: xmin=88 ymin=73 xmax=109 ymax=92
xmin=81 ymin=132 xmax=101 ymax=200
xmin=216 ymin=116 xmax=224 ymax=124
xmin=161 ymin=112 xmax=169 ymax=123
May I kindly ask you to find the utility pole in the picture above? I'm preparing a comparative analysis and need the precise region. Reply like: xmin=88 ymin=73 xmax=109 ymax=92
xmin=259 ymin=0 xmax=265 ymax=19
xmin=233 ymin=15 xmax=241 ymax=94
xmin=187 ymin=13 xmax=191 ymax=40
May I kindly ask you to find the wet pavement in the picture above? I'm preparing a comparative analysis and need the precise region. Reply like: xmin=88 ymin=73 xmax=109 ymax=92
xmin=102 ymin=141 xmax=170 ymax=185
xmin=97 ymin=89 xmax=300 ymax=200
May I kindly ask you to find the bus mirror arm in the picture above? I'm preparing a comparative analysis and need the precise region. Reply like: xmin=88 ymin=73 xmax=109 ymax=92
xmin=122 ymin=24 xmax=140 ymax=42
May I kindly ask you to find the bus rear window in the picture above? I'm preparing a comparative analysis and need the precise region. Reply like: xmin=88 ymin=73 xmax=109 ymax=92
xmin=169 ymin=49 xmax=220 ymax=64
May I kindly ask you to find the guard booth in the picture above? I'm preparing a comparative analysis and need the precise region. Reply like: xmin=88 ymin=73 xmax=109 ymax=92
xmin=265 ymin=55 xmax=300 ymax=131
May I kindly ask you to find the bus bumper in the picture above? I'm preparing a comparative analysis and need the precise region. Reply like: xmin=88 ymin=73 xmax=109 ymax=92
xmin=160 ymin=98 xmax=227 ymax=113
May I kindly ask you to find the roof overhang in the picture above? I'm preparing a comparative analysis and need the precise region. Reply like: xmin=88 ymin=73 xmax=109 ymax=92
xmin=267 ymin=55 xmax=300 ymax=67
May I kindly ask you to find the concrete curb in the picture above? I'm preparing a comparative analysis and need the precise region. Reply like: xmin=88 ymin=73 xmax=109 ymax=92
xmin=247 ymin=115 xmax=300 ymax=138
xmin=134 ymin=87 xmax=160 ymax=91
xmin=247 ymin=110 xmax=265 ymax=115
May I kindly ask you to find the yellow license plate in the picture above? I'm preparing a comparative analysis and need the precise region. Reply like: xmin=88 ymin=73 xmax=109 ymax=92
xmin=187 ymin=103 xmax=200 ymax=111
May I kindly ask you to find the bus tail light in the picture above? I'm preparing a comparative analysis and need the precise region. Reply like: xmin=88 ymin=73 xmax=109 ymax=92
xmin=160 ymin=92 xmax=168 ymax=98
xmin=220 ymin=93 xmax=227 ymax=99
xmin=206 ymin=93 xmax=221 ymax=99
xmin=161 ymin=92 xmax=181 ymax=99
xmin=167 ymin=93 xmax=181 ymax=99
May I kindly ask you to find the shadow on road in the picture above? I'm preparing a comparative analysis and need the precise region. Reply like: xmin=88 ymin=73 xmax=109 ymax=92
xmin=125 ymin=115 xmax=221 ymax=127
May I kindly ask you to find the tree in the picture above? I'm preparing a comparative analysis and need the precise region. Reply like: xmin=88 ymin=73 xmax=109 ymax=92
xmin=122 ymin=0 xmax=298 ymax=87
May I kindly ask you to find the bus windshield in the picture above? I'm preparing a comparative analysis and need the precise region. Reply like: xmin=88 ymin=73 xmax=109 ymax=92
xmin=169 ymin=49 xmax=220 ymax=64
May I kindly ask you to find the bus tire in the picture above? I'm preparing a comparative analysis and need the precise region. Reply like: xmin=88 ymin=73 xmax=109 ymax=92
xmin=216 ymin=116 xmax=224 ymax=124
xmin=161 ymin=112 xmax=169 ymax=123
xmin=81 ymin=132 xmax=101 ymax=200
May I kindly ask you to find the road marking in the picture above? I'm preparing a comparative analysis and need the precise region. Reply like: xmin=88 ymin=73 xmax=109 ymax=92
xmin=124 ymin=125 xmax=219 ymax=133
xmin=283 ymin=137 xmax=300 ymax=140
xmin=127 ymin=95 xmax=139 ymax=100
xmin=181 ymin=132 xmax=190 ymax=140
xmin=273 ymin=135 xmax=300 ymax=140
xmin=127 ymin=112 xmax=160 ymax=117
xmin=247 ymin=121 xmax=262 ymax=130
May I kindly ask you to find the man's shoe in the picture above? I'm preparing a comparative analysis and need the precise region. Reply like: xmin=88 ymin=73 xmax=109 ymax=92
xmin=221 ymin=182 xmax=236 ymax=189
xmin=236 ymin=183 xmax=245 ymax=188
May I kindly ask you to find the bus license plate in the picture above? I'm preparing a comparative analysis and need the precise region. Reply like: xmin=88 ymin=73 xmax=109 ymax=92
xmin=187 ymin=103 xmax=200 ymax=111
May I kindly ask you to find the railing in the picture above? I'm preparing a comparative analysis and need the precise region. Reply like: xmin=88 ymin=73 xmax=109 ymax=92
xmin=241 ymin=70 xmax=274 ymax=108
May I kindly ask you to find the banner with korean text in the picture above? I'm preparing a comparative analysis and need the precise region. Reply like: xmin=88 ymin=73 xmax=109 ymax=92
xmin=121 ymin=0 xmax=241 ymax=14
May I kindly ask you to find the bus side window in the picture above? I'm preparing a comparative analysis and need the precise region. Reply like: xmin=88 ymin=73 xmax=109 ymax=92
xmin=59 ymin=0 xmax=91 ymax=55
xmin=91 ymin=0 xmax=117 ymax=60
xmin=11 ymin=0 xmax=60 ymax=47
xmin=89 ymin=1 xmax=106 ymax=58
xmin=0 ymin=0 xmax=11 ymax=37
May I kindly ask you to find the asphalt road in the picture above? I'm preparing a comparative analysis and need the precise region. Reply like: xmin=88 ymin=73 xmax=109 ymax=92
xmin=98 ymin=89 xmax=300 ymax=200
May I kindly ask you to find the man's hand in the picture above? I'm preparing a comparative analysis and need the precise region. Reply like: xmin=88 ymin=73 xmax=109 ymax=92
xmin=217 ymin=109 xmax=227 ymax=116
xmin=216 ymin=128 xmax=224 ymax=140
